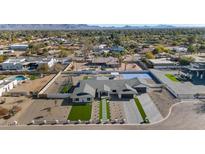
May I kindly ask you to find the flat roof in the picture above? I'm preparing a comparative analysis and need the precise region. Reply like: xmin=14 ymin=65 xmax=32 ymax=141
xmin=148 ymin=58 xmax=175 ymax=65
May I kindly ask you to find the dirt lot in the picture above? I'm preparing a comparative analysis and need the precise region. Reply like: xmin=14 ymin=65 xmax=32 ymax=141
xmin=44 ymin=74 xmax=71 ymax=94
xmin=0 ymin=96 xmax=32 ymax=125
xmin=118 ymin=63 xmax=142 ymax=71
xmin=148 ymin=88 xmax=177 ymax=117
xmin=18 ymin=99 xmax=71 ymax=125
xmin=10 ymin=75 xmax=55 ymax=93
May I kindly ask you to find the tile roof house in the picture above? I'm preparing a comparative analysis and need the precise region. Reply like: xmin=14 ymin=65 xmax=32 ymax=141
xmin=70 ymin=77 xmax=147 ymax=103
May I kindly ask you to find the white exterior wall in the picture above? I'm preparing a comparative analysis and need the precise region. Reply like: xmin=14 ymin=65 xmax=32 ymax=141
xmin=0 ymin=79 xmax=18 ymax=96
xmin=153 ymin=65 xmax=181 ymax=69
xmin=2 ymin=63 xmax=23 ymax=70
xmin=73 ymin=97 xmax=92 ymax=103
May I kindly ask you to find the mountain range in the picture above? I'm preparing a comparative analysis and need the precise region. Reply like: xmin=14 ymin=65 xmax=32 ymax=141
xmin=0 ymin=24 xmax=203 ymax=30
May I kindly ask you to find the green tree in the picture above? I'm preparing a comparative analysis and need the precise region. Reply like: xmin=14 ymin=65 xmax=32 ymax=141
xmin=188 ymin=45 xmax=197 ymax=54
xmin=145 ymin=51 xmax=155 ymax=59
xmin=37 ymin=64 xmax=49 ymax=74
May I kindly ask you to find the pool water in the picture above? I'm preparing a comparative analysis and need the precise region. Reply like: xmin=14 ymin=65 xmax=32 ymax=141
xmin=122 ymin=73 xmax=152 ymax=79
xmin=15 ymin=76 xmax=26 ymax=81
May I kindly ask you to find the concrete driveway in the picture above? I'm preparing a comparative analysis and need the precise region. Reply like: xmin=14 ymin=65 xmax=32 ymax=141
xmin=123 ymin=100 xmax=142 ymax=124
xmin=137 ymin=94 xmax=163 ymax=123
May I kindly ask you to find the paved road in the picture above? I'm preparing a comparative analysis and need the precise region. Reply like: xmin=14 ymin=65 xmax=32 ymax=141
xmin=123 ymin=100 xmax=142 ymax=124
xmin=1 ymin=100 xmax=205 ymax=130
xmin=137 ymin=94 xmax=163 ymax=123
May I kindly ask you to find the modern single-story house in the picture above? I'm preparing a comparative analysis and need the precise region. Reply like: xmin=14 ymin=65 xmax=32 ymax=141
xmin=70 ymin=77 xmax=147 ymax=103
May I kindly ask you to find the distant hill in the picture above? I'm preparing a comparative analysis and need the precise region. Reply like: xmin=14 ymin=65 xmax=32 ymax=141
xmin=0 ymin=24 xmax=102 ymax=30
xmin=0 ymin=24 xmax=189 ymax=30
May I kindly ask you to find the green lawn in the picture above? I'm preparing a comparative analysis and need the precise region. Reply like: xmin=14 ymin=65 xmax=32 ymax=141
xmin=83 ymin=76 xmax=89 ymax=80
xmin=60 ymin=83 xmax=72 ymax=93
xmin=134 ymin=97 xmax=149 ymax=123
xmin=29 ymin=74 xmax=39 ymax=80
xmin=68 ymin=103 xmax=92 ymax=121
xmin=165 ymin=74 xmax=179 ymax=82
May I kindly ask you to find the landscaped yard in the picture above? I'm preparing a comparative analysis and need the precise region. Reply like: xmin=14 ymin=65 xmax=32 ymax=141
xmin=60 ymin=83 xmax=72 ymax=93
xmin=68 ymin=103 xmax=92 ymax=121
xmin=83 ymin=76 xmax=89 ymax=80
xmin=28 ymin=74 xmax=40 ymax=80
xmin=134 ymin=97 xmax=149 ymax=123
xmin=165 ymin=74 xmax=180 ymax=82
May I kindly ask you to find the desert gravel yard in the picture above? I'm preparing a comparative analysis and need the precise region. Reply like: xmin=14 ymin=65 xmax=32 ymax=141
xmin=18 ymin=99 xmax=71 ymax=125
xmin=10 ymin=74 xmax=55 ymax=93
xmin=148 ymin=88 xmax=176 ymax=117
xmin=109 ymin=101 xmax=125 ymax=121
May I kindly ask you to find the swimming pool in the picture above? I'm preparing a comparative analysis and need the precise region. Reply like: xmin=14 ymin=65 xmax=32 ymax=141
xmin=122 ymin=73 xmax=152 ymax=79
xmin=15 ymin=76 xmax=27 ymax=81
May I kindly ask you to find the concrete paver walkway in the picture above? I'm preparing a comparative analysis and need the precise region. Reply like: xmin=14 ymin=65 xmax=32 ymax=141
xmin=101 ymin=98 xmax=107 ymax=122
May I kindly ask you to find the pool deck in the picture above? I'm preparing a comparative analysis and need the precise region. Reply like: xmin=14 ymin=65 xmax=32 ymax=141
xmin=150 ymin=69 xmax=205 ymax=98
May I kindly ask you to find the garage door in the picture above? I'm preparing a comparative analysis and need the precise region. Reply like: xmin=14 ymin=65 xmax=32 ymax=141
xmin=121 ymin=94 xmax=134 ymax=99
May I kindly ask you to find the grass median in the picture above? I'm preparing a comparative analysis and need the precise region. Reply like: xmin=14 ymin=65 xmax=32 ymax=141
xmin=165 ymin=74 xmax=179 ymax=82
xmin=134 ymin=97 xmax=149 ymax=123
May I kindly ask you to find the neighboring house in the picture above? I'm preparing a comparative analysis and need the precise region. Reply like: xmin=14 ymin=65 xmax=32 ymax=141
xmin=9 ymin=44 xmax=29 ymax=51
xmin=147 ymin=58 xmax=178 ymax=69
xmin=110 ymin=46 xmax=125 ymax=53
xmin=0 ymin=76 xmax=18 ymax=96
xmin=1 ymin=58 xmax=26 ymax=70
xmin=89 ymin=57 xmax=119 ymax=68
xmin=93 ymin=44 xmax=110 ymax=55
xmin=183 ymin=57 xmax=205 ymax=80
xmin=167 ymin=46 xmax=188 ymax=52
xmin=0 ymin=50 xmax=14 ymax=55
xmin=70 ymin=77 xmax=147 ymax=103
xmin=1 ymin=57 xmax=57 ymax=70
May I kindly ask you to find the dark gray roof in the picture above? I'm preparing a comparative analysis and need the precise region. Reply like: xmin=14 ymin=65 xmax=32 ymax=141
xmin=70 ymin=78 xmax=142 ymax=99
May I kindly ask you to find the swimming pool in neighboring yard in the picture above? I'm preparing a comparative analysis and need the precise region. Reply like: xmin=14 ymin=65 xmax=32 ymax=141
xmin=122 ymin=73 xmax=152 ymax=79
xmin=15 ymin=76 xmax=27 ymax=81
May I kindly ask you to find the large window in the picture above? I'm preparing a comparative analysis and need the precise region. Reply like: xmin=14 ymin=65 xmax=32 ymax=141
xmin=87 ymin=98 xmax=91 ymax=101
xmin=75 ymin=98 xmax=79 ymax=101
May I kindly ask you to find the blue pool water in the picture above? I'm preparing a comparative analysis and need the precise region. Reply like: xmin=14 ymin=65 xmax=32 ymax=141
xmin=122 ymin=73 xmax=152 ymax=79
xmin=15 ymin=76 xmax=26 ymax=81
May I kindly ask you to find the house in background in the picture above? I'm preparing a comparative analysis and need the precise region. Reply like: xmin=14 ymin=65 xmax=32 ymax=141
xmin=89 ymin=57 xmax=120 ymax=68
xmin=147 ymin=58 xmax=178 ymax=69
xmin=70 ymin=77 xmax=147 ymax=103
xmin=1 ymin=57 xmax=57 ymax=70
xmin=110 ymin=46 xmax=125 ymax=53
xmin=167 ymin=46 xmax=188 ymax=53
xmin=183 ymin=56 xmax=205 ymax=80
xmin=0 ymin=50 xmax=14 ymax=55
xmin=9 ymin=44 xmax=29 ymax=51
